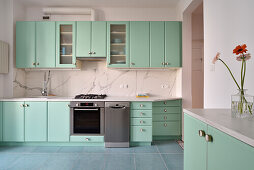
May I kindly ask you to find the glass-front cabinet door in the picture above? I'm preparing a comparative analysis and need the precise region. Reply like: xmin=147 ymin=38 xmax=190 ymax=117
xmin=56 ymin=21 xmax=76 ymax=68
xmin=107 ymin=22 xmax=129 ymax=68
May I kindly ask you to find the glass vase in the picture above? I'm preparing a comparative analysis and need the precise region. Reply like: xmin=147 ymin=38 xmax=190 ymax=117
xmin=231 ymin=89 xmax=254 ymax=118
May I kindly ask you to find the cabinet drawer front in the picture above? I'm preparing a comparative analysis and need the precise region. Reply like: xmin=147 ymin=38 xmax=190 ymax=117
xmin=131 ymin=110 xmax=152 ymax=118
xmin=153 ymin=114 xmax=180 ymax=121
xmin=153 ymin=121 xmax=180 ymax=136
xmin=153 ymin=100 xmax=181 ymax=107
xmin=153 ymin=107 xmax=181 ymax=114
xmin=130 ymin=126 xmax=152 ymax=142
xmin=131 ymin=102 xmax=152 ymax=110
xmin=70 ymin=136 xmax=104 ymax=143
xmin=131 ymin=118 xmax=152 ymax=126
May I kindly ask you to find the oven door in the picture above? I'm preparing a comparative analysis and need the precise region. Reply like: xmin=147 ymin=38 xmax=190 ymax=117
xmin=71 ymin=107 xmax=105 ymax=135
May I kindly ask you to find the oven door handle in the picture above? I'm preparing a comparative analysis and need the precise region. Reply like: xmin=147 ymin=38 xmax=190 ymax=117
xmin=74 ymin=108 xmax=99 ymax=111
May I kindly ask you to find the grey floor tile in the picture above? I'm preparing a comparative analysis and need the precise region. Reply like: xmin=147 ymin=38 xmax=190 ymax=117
xmin=133 ymin=145 xmax=159 ymax=153
xmin=155 ymin=141 xmax=183 ymax=153
xmin=32 ymin=146 xmax=60 ymax=153
xmin=0 ymin=146 xmax=36 ymax=153
xmin=73 ymin=154 xmax=106 ymax=170
xmin=161 ymin=154 xmax=183 ymax=170
xmin=82 ymin=146 xmax=107 ymax=153
xmin=58 ymin=146 xmax=85 ymax=153
xmin=104 ymin=154 xmax=135 ymax=170
xmin=8 ymin=154 xmax=49 ymax=170
xmin=40 ymin=155 xmax=79 ymax=170
xmin=106 ymin=147 xmax=134 ymax=153
xmin=135 ymin=154 xmax=167 ymax=170
xmin=0 ymin=154 xmax=20 ymax=169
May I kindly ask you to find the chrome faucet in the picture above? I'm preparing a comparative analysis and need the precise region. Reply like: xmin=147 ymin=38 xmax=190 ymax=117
xmin=41 ymin=71 xmax=50 ymax=96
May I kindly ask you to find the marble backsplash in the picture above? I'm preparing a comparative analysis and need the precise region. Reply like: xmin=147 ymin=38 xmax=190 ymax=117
xmin=13 ymin=61 xmax=182 ymax=98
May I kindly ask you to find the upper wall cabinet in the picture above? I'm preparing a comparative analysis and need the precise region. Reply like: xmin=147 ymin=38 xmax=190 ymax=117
xmin=56 ymin=21 xmax=76 ymax=68
xmin=36 ymin=22 xmax=56 ymax=68
xmin=150 ymin=21 xmax=165 ymax=68
xmin=16 ymin=21 xmax=36 ymax=68
xmin=165 ymin=21 xmax=182 ymax=67
xmin=16 ymin=21 xmax=56 ymax=68
xmin=130 ymin=21 xmax=150 ymax=68
xmin=76 ymin=21 xmax=107 ymax=58
xmin=107 ymin=21 xmax=130 ymax=68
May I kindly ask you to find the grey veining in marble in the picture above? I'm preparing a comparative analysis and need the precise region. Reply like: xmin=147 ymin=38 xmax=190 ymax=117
xmin=13 ymin=61 xmax=181 ymax=98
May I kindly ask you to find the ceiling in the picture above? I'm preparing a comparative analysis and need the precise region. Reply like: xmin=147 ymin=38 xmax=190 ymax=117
xmin=16 ymin=0 xmax=180 ymax=8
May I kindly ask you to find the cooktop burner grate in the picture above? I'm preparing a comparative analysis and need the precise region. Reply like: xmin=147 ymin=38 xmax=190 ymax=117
xmin=74 ymin=94 xmax=107 ymax=99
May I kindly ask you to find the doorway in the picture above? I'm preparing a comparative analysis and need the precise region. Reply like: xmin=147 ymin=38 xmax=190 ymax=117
xmin=191 ymin=3 xmax=204 ymax=108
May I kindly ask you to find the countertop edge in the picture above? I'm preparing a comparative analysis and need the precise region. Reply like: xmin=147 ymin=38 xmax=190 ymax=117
xmin=183 ymin=109 xmax=254 ymax=147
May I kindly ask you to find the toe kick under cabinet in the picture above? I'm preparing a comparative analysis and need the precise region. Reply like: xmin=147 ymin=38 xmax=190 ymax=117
xmin=152 ymin=100 xmax=182 ymax=140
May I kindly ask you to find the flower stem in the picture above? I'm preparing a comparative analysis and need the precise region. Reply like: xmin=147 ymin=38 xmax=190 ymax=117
xmin=218 ymin=59 xmax=241 ymax=89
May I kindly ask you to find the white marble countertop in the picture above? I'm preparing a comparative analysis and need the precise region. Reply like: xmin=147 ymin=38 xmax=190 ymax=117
xmin=183 ymin=109 xmax=254 ymax=147
xmin=0 ymin=96 xmax=182 ymax=102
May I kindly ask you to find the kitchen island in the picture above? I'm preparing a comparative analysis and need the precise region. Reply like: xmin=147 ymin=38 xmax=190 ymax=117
xmin=183 ymin=109 xmax=254 ymax=170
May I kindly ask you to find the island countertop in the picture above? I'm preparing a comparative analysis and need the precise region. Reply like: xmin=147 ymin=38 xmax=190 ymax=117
xmin=183 ymin=109 xmax=254 ymax=147
xmin=0 ymin=96 xmax=182 ymax=102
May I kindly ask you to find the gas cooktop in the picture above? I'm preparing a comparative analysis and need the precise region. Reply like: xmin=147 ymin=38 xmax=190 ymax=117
xmin=74 ymin=94 xmax=107 ymax=99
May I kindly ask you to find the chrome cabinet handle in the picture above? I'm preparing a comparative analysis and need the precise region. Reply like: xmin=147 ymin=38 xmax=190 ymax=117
xmin=37 ymin=63 xmax=39 ymax=65
xmin=164 ymin=116 xmax=167 ymax=120
xmin=164 ymin=123 xmax=167 ymax=127
xmin=162 ymin=62 xmax=165 ymax=65
xmin=32 ymin=62 xmax=36 ymax=65
xmin=88 ymin=52 xmax=92 ymax=54
xmin=92 ymin=52 xmax=96 ymax=54
xmin=140 ymin=104 xmax=144 ymax=107
xmin=85 ymin=138 xmax=90 ymax=141
xmin=164 ymin=109 xmax=167 ymax=112
xmin=140 ymin=112 xmax=144 ymax=116
xmin=140 ymin=128 xmax=144 ymax=132
xmin=140 ymin=120 xmax=144 ymax=124
xmin=25 ymin=104 xmax=29 ymax=107
xmin=205 ymin=134 xmax=213 ymax=142
xmin=164 ymin=101 xmax=167 ymax=105
xmin=20 ymin=104 xmax=24 ymax=107
xmin=131 ymin=63 xmax=135 ymax=65
xmin=198 ymin=130 xmax=205 ymax=137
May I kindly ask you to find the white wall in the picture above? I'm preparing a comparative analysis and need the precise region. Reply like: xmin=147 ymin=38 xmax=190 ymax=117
xmin=25 ymin=7 xmax=180 ymax=21
xmin=204 ymin=0 xmax=254 ymax=108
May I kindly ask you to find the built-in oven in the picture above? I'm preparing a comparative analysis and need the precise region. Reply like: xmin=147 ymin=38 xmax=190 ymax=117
xmin=69 ymin=101 xmax=105 ymax=135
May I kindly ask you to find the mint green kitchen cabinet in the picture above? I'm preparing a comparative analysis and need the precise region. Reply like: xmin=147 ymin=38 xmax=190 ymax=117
xmin=25 ymin=102 xmax=47 ymax=142
xmin=150 ymin=21 xmax=165 ymax=68
xmin=48 ymin=102 xmax=70 ymax=142
xmin=130 ymin=102 xmax=152 ymax=143
xmin=184 ymin=114 xmax=207 ymax=170
xmin=16 ymin=21 xmax=36 ymax=68
xmin=184 ymin=113 xmax=254 ymax=170
xmin=56 ymin=21 xmax=76 ymax=68
xmin=130 ymin=21 xmax=150 ymax=68
xmin=76 ymin=21 xmax=91 ymax=57
xmin=0 ymin=102 xmax=2 ymax=141
xmin=76 ymin=21 xmax=107 ymax=57
xmin=152 ymin=100 xmax=182 ymax=139
xmin=207 ymin=125 xmax=254 ymax=170
xmin=165 ymin=21 xmax=182 ymax=67
xmin=3 ymin=102 xmax=25 ymax=142
xmin=107 ymin=21 xmax=130 ymax=68
xmin=36 ymin=22 xmax=56 ymax=68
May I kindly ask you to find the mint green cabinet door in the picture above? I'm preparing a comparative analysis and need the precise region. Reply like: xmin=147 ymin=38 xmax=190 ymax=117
xmin=184 ymin=114 xmax=207 ymax=170
xmin=207 ymin=125 xmax=254 ymax=170
xmin=36 ymin=22 xmax=56 ymax=68
xmin=130 ymin=126 xmax=152 ymax=142
xmin=48 ymin=102 xmax=70 ymax=142
xmin=91 ymin=21 xmax=107 ymax=57
xmin=25 ymin=102 xmax=47 ymax=142
xmin=150 ymin=21 xmax=165 ymax=68
xmin=130 ymin=21 xmax=150 ymax=68
xmin=56 ymin=21 xmax=76 ymax=68
xmin=165 ymin=21 xmax=182 ymax=67
xmin=0 ymin=102 xmax=2 ymax=141
xmin=3 ymin=102 xmax=25 ymax=142
xmin=107 ymin=21 xmax=130 ymax=68
xmin=76 ymin=21 xmax=91 ymax=57
xmin=16 ymin=22 xmax=36 ymax=68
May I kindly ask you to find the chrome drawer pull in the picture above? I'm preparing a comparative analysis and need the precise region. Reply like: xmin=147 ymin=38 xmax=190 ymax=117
xmin=140 ymin=120 xmax=144 ymax=124
xmin=164 ymin=123 xmax=167 ymax=127
xmin=164 ymin=109 xmax=167 ymax=112
xmin=140 ymin=104 xmax=144 ymax=107
xmin=140 ymin=112 xmax=144 ymax=116
xmin=164 ymin=101 xmax=167 ymax=105
xmin=205 ymin=134 xmax=213 ymax=142
xmin=140 ymin=128 xmax=144 ymax=132
xmin=164 ymin=116 xmax=167 ymax=120
xmin=85 ymin=138 xmax=90 ymax=141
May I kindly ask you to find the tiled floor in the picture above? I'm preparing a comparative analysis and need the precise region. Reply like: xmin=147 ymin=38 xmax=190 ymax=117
xmin=0 ymin=141 xmax=183 ymax=170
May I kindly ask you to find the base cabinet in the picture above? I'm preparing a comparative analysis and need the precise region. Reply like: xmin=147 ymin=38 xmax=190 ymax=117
xmin=48 ymin=102 xmax=70 ymax=142
xmin=184 ymin=113 xmax=254 ymax=170
xmin=3 ymin=102 xmax=25 ymax=142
